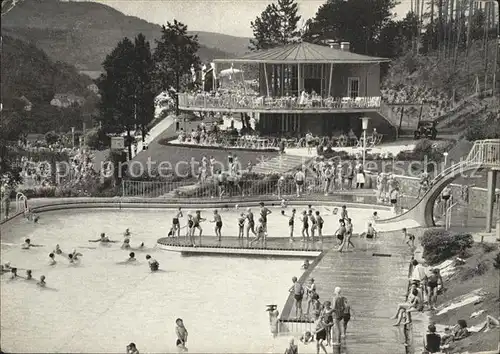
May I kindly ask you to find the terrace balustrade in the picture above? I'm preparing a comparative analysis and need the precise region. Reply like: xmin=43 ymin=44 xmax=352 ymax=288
xmin=178 ymin=92 xmax=381 ymax=111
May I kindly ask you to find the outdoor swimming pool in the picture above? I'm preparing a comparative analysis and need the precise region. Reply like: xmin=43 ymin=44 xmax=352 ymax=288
xmin=1 ymin=205 xmax=414 ymax=353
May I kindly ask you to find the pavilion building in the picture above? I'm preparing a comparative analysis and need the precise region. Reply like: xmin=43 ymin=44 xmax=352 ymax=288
xmin=178 ymin=41 xmax=396 ymax=138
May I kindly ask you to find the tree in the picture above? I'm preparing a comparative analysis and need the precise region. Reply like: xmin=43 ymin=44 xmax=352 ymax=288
xmin=378 ymin=13 xmax=419 ymax=58
xmin=249 ymin=0 xmax=301 ymax=51
xmin=153 ymin=20 xmax=200 ymax=114
xmin=97 ymin=37 xmax=137 ymax=159
xmin=303 ymin=0 xmax=397 ymax=55
xmin=132 ymin=34 xmax=155 ymax=143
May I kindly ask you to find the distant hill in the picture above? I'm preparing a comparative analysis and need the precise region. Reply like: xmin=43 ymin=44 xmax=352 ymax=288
xmin=1 ymin=0 xmax=244 ymax=71
xmin=188 ymin=31 xmax=251 ymax=56
xmin=1 ymin=35 xmax=98 ymax=133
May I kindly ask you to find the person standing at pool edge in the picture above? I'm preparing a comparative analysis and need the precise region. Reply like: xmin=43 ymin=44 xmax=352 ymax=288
xmin=245 ymin=208 xmax=256 ymax=239
xmin=294 ymin=169 xmax=305 ymax=197
xmin=289 ymin=276 xmax=304 ymax=319
xmin=211 ymin=210 xmax=223 ymax=241
xmin=259 ymin=202 xmax=271 ymax=237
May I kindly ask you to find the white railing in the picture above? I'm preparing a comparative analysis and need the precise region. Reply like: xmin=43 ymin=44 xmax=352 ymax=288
xmin=178 ymin=93 xmax=381 ymax=111
xmin=445 ymin=201 xmax=458 ymax=230
xmin=15 ymin=192 xmax=28 ymax=213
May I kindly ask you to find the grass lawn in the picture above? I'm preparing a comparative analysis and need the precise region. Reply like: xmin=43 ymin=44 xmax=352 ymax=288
xmin=431 ymin=242 xmax=500 ymax=353
xmin=130 ymin=135 xmax=278 ymax=177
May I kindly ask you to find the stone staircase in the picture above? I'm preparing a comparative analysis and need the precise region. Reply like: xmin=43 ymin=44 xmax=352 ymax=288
xmin=252 ymin=154 xmax=312 ymax=175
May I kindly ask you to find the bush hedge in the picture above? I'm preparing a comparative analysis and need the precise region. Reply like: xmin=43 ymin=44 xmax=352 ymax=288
xmin=421 ymin=228 xmax=474 ymax=265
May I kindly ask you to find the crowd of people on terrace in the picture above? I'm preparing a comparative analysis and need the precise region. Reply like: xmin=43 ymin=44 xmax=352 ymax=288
xmin=182 ymin=87 xmax=381 ymax=109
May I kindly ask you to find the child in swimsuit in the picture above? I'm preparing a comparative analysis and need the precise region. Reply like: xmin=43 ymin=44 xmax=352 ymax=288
xmin=340 ymin=206 xmax=348 ymax=220
xmin=211 ymin=210 xmax=223 ymax=241
xmin=175 ymin=318 xmax=188 ymax=352
xmin=301 ymin=211 xmax=310 ymax=241
xmin=237 ymin=213 xmax=245 ymax=238
xmin=250 ymin=218 xmax=265 ymax=245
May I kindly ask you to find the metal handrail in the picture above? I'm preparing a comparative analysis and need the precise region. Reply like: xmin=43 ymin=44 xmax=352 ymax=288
xmin=15 ymin=192 xmax=28 ymax=213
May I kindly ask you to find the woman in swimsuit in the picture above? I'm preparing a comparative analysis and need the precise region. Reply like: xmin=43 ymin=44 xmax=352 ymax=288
xmin=321 ymin=301 xmax=334 ymax=346
xmin=301 ymin=211 xmax=310 ymax=242
xmin=172 ymin=207 xmax=183 ymax=238
xmin=211 ymin=210 xmax=223 ymax=241
xmin=245 ymin=208 xmax=256 ymax=239
xmin=186 ymin=214 xmax=195 ymax=245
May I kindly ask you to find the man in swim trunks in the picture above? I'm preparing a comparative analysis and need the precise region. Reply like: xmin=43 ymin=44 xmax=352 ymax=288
xmin=192 ymin=210 xmax=205 ymax=243
xmin=289 ymin=276 xmax=304 ymax=319
xmin=288 ymin=209 xmax=296 ymax=241
xmin=365 ymin=223 xmax=377 ymax=239
xmin=315 ymin=211 xmax=324 ymax=242
xmin=89 ymin=233 xmax=118 ymax=243
xmin=339 ymin=218 xmax=355 ymax=252
xmin=308 ymin=209 xmax=318 ymax=239
xmin=21 ymin=238 xmax=43 ymax=249
xmin=335 ymin=219 xmax=346 ymax=246
xmin=211 ymin=209 xmax=223 ymax=241
xmin=294 ymin=169 xmax=305 ymax=197
xmin=426 ymin=268 xmax=443 ymax=310
xmin=301 ymin=211 xmax=310 ymax=242
xmin=259 ymin=202 xmax=271 ymax=235
xmin=245 ymin=208 xmax=256 ymax=239
xmin=172 ymin=207 xmax=183 ymax=238
xmin=312 ymin=312 xmax=329 ymax=354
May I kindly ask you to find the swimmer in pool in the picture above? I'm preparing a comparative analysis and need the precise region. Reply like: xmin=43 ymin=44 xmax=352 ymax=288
xmin=211 ymin=209 xmax=223 ymax=241
xmin=1 ymin=262 xmax=13 ymax=273
xmin=21 ymin=238 xmax=43 ymax=249
xmin=37 ymin=275 xmax=46 ymax=287
xmin=302 ymin=260 xmax=310 ymax=269
xmin=124 ymin=228 xmax=131 ymax=238
xmin=24 ymin=270 xmax=33 ymax=280
xmin=88 ymin=233 xmax=118 ymax=243
xmin=54 ymin=244 xmax=63 ymax=255
xmin=49 ymin=253 xmax=57 ymax=266
xmin=127 ymin=252 xmax=136 ymax=262
xmin=175 ymin=318 xmax=188 ymax=352
xmin=364 ymin=223 xmax=377 ymax=239
xmin=281 ymin=199 xmax=287 ymax=208
xmin=126 ymin=342 xmax=139 ymax=354
xmin=10 ymin=267 xmax=18 ymax=279
xmin=145 ymin=255 xmax=159 ymax=271
xmin=122 ymin=238 xmax=131 ymax=249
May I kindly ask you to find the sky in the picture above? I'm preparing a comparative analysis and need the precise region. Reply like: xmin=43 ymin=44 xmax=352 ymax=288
xmin=92 ymin=0 xmax=413 ymax=38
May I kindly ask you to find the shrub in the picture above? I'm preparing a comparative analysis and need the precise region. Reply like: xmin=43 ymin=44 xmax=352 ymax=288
xmin=481 ymin=243 xmax=496 ymax=253
xmin=44 ymin=131 xmax=60 ymax=145
xmin=421 ymin=229 xmax=474 ymax=265
xmin=84 ymin=128 xmax=110 ymax=150
xmin=493 ymin=252 xmax=500 ymax=270
xmin=461 ymin=260 xmax=489 ymax=281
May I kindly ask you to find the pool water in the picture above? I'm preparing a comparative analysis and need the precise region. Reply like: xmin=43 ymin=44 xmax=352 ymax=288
xmin=0 ymin=206 xmax=409 ymax=353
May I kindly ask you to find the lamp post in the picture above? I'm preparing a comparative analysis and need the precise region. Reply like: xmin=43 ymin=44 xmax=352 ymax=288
xmin=360 ymin=117 xmax=370 ymax=169
xmin=71 ymin=127 xmax=75 ymax=148
xmin=443 ymin=152 xmax=449 ymax=169
xmin=475 ymin=0 xmax=500 ymax=94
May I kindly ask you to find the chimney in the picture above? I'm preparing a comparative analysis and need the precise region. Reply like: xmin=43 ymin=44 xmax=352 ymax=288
xmin=340 ymin=42 xmax=350 ymax=52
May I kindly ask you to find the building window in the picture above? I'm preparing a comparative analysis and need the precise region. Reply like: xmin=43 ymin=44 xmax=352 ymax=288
xmin=347 ymin=77 xmax=360 ymax=98
xmin=281 ymin=113 xmax=300 ymax=132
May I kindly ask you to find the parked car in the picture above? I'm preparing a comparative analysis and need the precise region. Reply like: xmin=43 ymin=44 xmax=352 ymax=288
xmin=414 ymin=120 xmax=437 ymax=140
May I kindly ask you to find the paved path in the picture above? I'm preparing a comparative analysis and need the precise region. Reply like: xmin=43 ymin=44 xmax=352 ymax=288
xmin=279 ymin=229 xmax=423 ymax=353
